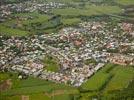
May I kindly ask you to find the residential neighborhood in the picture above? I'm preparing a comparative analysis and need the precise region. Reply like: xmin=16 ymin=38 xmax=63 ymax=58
xmin=1 ymin=21 xmax=134 ymax=86
xmin=0 ymin=0 xmax=134 ymax=100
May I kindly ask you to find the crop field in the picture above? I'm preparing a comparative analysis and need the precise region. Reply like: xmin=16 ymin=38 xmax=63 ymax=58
xmin=104 ymin=66 xmax=134 ymax=92
xmin=52 ymin=6 xmax=123 ymax=17
xmin=82 ymin=73 xmax=110 ymax=91
xmin=1 ymin=1 xmax=132 ymax=37
xmin=61 ymin=18 xmax=81 ymax=26
xmin=81 ymin=64 xmax=114 ymax=91
xmin=116 ymin=0 xmax=134 ymax=5
xmin=81 ymin=63 xmax=134 ymax=93
xmin=0 ymin=63 xmax=134 ymax=100
xmin=0 ymin=72 xmax=78 ymax=100
xmin=0 ymin=25 xmax=30 ymax=36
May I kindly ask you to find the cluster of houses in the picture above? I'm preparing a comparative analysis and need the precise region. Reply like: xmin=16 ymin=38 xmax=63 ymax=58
xmin=0 ymin=1 xmax=65 ymax=21
xmin=0 ymin=21 xmax=134 ymax=86
xmin=108 ymin=54 xmax=134 ymax=66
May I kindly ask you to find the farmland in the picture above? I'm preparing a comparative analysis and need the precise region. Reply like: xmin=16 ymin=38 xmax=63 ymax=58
xmin=116 ymin=0 xmax=134 ymax=5
xmin=52 ymin=6 xmax=123 ymax=17
xmin=1 ymin=63 xmax=134 ymax=100
xmin=1 ymin=0 xmax=134 ymax=36
xmin=0 ymin=72 xmax=79 ymax=100
xmin=81 ymin=64 xmax=134 ymax=92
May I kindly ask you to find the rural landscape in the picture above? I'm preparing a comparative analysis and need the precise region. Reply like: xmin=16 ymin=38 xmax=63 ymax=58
xmin=0 ymin=0 xmax=134 ymax=100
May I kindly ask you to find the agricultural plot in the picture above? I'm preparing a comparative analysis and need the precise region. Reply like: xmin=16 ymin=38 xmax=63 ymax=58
xmin=116 ymin=0 xmax=134 ymax=5
xmin=82 ymin=73 xmax=110 ymax=91
xmin=81 ymin=63 xmax=114 ymax=91
xmin=0 ymin=25 xmax=30 ymax=36
xmin=0 ymin=64 xmax=134 ymax=100
xmin=81 ymin=63 xmax=134 ymax=93
xmin=0 ymin=72 xmax=78 ymax=100
xmin=22 ymin=15 xmax=50 ymax=25
xmin=104 ymin=66 xmax=134 ymax=92
xmin=61 ymin=18 xmax=81 ymax=26
xmin=52 ymin=6 xmax=123 ymax=17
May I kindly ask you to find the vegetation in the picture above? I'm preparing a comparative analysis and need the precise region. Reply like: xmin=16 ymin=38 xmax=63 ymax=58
xmin=0 ymin=72 xmax=78 ymax=100
xmin=52 ymin=6 xmax=122 ymax=17
xmin=116 ymin=0 xmax=134 ymax=5
xmin=1 ymin=63 xmax=134 ymax=100
xmin=0 ymin=25 xmax=30 ymax=36
xmin=43 ymin=55 xmax=60 ymax=72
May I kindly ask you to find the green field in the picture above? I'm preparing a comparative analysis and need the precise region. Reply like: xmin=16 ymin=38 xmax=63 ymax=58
xmin=116 ymin=0 xmax=134 ymax=5
xmin=81 ymin=64 xmax=134 ymax=93
xmin=1 ymin=0 xmax=134 ymax=36
xmin=0 ymin=25 xmax=30 ymax=36
xmin=81 ymin=64 xmax=114 ymax=91
xmin=0 ymin=72 xmax=78 ymax=100
xmin=0 ymin=63 xmax=134 ymax=100
xmin=104 ymin=66 xmax=134 ymax=92
xmin=62 ymin=18 xmax=81 ymax=26
xmin=43 ymin=55 xmax=60 ymax=72
xmin=52 ymin=6 xmax=123 ymax=17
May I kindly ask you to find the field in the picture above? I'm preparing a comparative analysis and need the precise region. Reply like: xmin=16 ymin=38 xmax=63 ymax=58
xmin=0 ymin=72 xmax=79 ymax=100
xmin=80 ymin=64 xmax=134 ymax=99
xmin=43 ymin=55 xmax=60 ymax=72
xmin=0 ymin=25 xmax=30 ymax=36
xmin=1 ymin=63 xmax=134 ymax=100
xmin=104 ymin=66 xmax=134 ymax=92
xmin=81 ymin=64 xmax=134 ymax=92
xmin=81 ymin=64 xmax=114 ymax=91
xmin=2 ymin=0 xmax=134 ymax=37
xmin=81 ymin=72 xmax=110 ymax=91
xmin=116 ymin=0 xmax=134 ymax=5
xmin=52 ymin=6 xmax=122 ymax=17
xmin=61 ymin=18 xmax=81 ymax=26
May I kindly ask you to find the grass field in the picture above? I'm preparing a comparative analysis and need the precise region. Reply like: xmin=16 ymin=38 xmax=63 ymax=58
xmin=0 ymin=25 xmax=30 ymax=36
xmin=61 ymin=18 xmax=81 ymax=26
xmin=81 ymin=64 xmax=134 ymax=93
xmin=116 ymin=0 xmax=134 ymax=5
xmin=43 ymin=56 xmax=60 ymax=72
xmin=82 ymin=73 xmax=110 ymax=91
xmin=104 ymin=66 xmax=134 ymax=92
xmin=0 ymin=72 xmax=78 ymax=100
xmin=81 ymin=63 xmax=114 ymax=91
xmin=22 ymin=15 xmax=50 ymax=25
xmin=52 ymin=6 xmax=123 ymax=17
xmin=1 ymin=63 xmax=134 ymax=100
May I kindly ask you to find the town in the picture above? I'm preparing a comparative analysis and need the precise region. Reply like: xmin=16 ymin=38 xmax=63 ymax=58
xmin=1 ymin=21 xmax=134 ymax=86
xmin=0 ymin=0 xmax=134 ymax=100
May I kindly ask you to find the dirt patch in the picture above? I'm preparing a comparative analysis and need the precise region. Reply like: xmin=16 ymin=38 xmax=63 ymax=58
xmin=0 ymin=79 xmax=12 ymax=92
xmin=45 ymin=90 xmax=66 ymax=97
xmin=21 ymin=95 xmax=29 ymax=100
